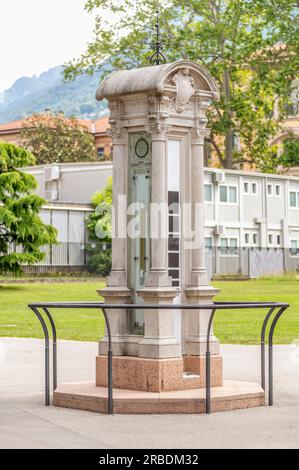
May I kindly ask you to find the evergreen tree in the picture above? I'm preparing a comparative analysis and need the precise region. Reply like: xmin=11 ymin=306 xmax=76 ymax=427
xmin=0 ymin=142 xmax=57 ymax=274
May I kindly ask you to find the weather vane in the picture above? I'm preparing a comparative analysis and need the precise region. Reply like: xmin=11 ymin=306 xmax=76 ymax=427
xmin=143 ymin=10 xmax=167 ymax=65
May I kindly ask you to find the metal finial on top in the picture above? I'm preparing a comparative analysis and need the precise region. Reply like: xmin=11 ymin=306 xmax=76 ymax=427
xmin=143 ymin=10 xmax=167 ymax=65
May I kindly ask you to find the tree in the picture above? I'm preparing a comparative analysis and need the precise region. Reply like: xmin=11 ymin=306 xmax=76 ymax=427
xmin=21 ymin=111 xmax=98 ymax=165
xmin=65 ymin=0 xmax=299 ymax=171
xmin=87 ymin=176 xmax=112 ymax=242
xmin=278 ymin=135 xmax=299 ymax=168
xmin=0 ymin=142 xmax=57 ymax=274
xmin=86 ymin=177 xmax=112 ymax=275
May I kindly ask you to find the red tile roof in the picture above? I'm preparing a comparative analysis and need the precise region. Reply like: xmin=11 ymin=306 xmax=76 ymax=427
xmin=0 ymin=115 xmax=110 ymax=135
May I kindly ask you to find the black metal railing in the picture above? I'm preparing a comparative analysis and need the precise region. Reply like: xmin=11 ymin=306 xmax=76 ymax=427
xmin=28 ymin=301 xmax=289 ymax=415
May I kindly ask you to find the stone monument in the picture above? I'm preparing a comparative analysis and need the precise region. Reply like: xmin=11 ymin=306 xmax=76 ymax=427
xmin=54 ymin=60 xmax=264 ymax=413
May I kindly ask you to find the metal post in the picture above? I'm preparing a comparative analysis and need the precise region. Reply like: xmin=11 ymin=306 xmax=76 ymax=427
xmin=260 ymin=307 xmax=276 ymax=390
xmin=206 ymin=308 xmax=216 ymax=414
xmin=268 ymin=307 xmax=286 ymax=406
xmin=101 ymin=308 xmax=113 ymax=415
xmin=43 ymin=307 xmax=57 ymax=391
xmin=31 ymin=307 xmax=50 ymax=406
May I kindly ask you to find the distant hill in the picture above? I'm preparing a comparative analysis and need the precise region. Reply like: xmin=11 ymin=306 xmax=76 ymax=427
xmin=0 ymin=66 xmax=109 ymax=124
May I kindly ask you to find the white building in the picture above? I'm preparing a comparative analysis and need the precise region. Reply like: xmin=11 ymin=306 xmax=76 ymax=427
xmin=23 ymin=162 xmax=299 ymax=277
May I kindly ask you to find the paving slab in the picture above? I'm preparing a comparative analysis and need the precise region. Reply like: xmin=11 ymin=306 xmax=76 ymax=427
xmin=0 ymin=338 xmax=298 ymax=449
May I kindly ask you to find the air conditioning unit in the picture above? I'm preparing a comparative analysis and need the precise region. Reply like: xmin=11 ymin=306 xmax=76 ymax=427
xmin=214 ymin=224 xmax=225 ymax=236
xmin=213 ymin=172 xmax=225 ymax=184
xmin=44 ymin=166 xmax=60 ymax=182
xmin=45 ymin=189 xmax=58 ymax=202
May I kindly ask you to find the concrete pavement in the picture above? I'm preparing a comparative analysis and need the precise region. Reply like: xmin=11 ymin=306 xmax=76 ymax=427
xmin=0 ymin=338 xmax=298 ymax=449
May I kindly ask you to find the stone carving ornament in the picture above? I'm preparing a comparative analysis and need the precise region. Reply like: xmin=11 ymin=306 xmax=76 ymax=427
xmin=172 ymin=68 xmax=195 ymax=113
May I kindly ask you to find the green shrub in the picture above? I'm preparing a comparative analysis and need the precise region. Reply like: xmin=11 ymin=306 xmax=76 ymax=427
xmin=87 ymin=247 xmax=111 ymax=276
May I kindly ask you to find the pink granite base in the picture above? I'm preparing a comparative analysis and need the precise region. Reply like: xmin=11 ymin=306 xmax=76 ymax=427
xmin=53 ymin=380 xmax=265 ymax=414
xmin=96 ymin=355 xmax=223 ymax=392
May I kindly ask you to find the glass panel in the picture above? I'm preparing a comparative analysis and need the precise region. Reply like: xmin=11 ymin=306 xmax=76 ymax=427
xmin=220 ymin=186 xmax=227 ymax=202
xmin=220 ymin=238 xmax=228 ymax=255
xmin=52 ymin=210 xmax=68 ymax=242
xmin=205 ymin=237 xmax=212 ymax=249
xmin=229 ymin=186 xmax=237 ymax=203
xmin=229 ymin=238 xmax=238 ymax=255
xmin=69 ymin=211 xmax=85 ymax=243
xmin=204 ymin=184 xmax=212 ymax=202
xmin=168 ymin=252 xmax=179 ymax=268
xmin=167 ymin=140 xmax=180 ymax=191
xmin=290 ymin=240 xmax=298 ymax=255
xmin=290 ymin=192 xmax=296 ymax=207
xmin=252 ymin=183 xmax=257 ymax=194
xmin=244 ymin=182 xmax=249 ymax=193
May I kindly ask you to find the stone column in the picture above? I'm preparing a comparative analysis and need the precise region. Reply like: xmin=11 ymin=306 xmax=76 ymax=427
xmin=144 ymin=113 xmax=172 ymax=288
xmin=106 ymin=122 xmax=128 ymax=287
xmin=99 ymin=120 xmax=131 ymax=356
xmin=138 ymin=113 xmax=179 ymax=359
xmin=190 ymin=120 xmax=209 ymax=287
xmin=184 ymin=111 xmax=220 ymax=357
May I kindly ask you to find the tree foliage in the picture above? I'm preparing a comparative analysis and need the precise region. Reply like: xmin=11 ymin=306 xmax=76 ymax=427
xmin=0 ymin=142 xmax=57 ymax=274
xmin=86 ymin=177 xmax=112 ymax=275
xmin=87 ymin=176 xmax=112 ymax=242
xmin=279 ymin=135 xmax=299 ymax=168
xmin=65 ymin=0 xmax=299 ymax=171
xmin=21 ymin=111 xmax=98 ymax=165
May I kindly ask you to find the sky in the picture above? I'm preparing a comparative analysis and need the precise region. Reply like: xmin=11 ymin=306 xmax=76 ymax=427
xmin=0 ymin=0 xmax=94 ymax=91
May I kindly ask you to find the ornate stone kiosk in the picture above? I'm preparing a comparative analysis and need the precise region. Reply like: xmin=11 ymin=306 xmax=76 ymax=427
xmin=54 ymin=60 xmax=264 ymax=413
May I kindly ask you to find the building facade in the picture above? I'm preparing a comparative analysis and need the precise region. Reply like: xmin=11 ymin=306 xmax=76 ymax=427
xmin=20 ymin=162 xmax=299 ymax=277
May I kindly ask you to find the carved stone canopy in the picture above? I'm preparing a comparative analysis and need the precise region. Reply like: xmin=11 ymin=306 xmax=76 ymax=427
xmin=96 ymin=60 xmax=219 ymax=108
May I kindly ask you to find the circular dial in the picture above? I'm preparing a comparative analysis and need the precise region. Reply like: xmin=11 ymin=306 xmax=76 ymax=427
xmin=135 ymin=138 xmax=149 ymax=159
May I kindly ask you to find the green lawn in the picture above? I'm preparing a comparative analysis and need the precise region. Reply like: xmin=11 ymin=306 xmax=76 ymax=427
xmin=0 ymin=277 xmax=298 ymax=344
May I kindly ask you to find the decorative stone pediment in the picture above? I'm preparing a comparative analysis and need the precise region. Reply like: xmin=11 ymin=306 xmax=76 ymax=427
xmin=96 ymin=60 xmax=219 ymax=104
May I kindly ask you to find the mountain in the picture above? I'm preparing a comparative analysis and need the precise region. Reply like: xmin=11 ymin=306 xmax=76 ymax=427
xmin=0 ymin=66 xmax=109 ymax=123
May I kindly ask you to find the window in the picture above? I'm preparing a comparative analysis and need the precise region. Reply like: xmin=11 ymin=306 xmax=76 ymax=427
xmin=244 ymin=233 xmax=250 ymax=245
xmin=220 ymin=238 xmax=238 ymax=256
xmin=251 ymin=182 xmax=257 ymax=195
xmin=275 ymin=184 xmax=281 ymax=197
xmin=204 ymin=184 xmax=213 ymax=202
xmin=97 ymin=147 xmax=105 ymax=159
xmin=244 ymin=182 xmax=249 ymax=194
xmin=267 ymin=184 xmax=273 ymax=196
xmin=290 ymin=191 xmax=299 ymax=208
xmin=268 ymin=234 xmax=274 ymax=246
xmin=277 ymin=234 xmax=281 ymax=246
xmin=252 ymin=233 xmax=258 ymax=246
xmin=290 ymin=240 xmax=299 ymax=256
xmin=220 ymin=185 xmax=237 ymax=204
xmin=205 ymin=237 xmax=213 ymax=250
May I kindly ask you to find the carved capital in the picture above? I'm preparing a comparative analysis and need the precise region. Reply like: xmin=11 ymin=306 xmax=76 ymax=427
xmin=191 ymin=118 xmax=210 ymax=144
xmin=108 ymin=120 xmax=127 ymax=144
xmin=146 ymin=113 xmax=169 ymax=140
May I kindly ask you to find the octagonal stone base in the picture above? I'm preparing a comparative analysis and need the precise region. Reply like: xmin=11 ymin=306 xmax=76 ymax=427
xmin=53 ymin=380 xmax=265 ymax=414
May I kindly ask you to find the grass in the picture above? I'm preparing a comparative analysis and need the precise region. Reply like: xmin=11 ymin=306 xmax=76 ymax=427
xmin=0 ymin=281 xmax=105 ymax=342
xmin=213 ymin=278 xmax=299 ymax=344
xmin=0 ymin=277 xmax=298 ymax=344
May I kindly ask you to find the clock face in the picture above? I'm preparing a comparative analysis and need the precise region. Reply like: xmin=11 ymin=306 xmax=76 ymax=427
xmin=135 ymin=138 xmax=149 ymax=159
